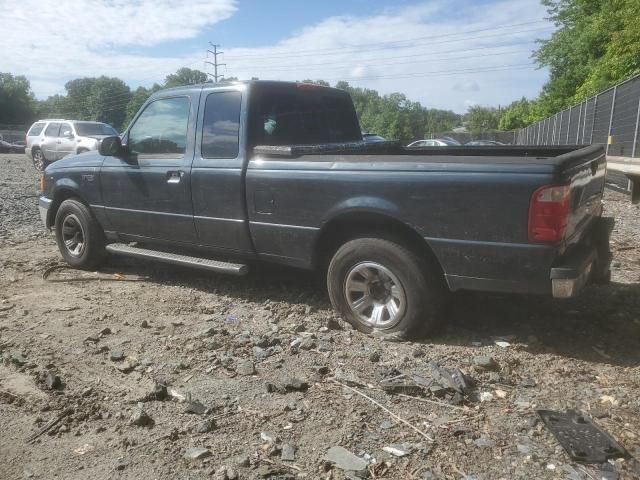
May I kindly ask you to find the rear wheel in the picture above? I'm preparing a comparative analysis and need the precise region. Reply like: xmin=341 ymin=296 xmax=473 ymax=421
xmin=32 ymin=149 xmax=46 ymax=171
xmin=54 ymin=199 xmax=106 ymax=270
xmin=327 ymin=237 xmax=446 ymax=338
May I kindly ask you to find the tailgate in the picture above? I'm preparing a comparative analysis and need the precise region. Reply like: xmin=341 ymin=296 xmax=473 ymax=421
xmin=555 ymin=145 xmax=607 ymax=246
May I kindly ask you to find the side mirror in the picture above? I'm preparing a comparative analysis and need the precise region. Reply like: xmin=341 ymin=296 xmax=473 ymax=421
xmin=99 ymin=136 xmax=123 ymax=156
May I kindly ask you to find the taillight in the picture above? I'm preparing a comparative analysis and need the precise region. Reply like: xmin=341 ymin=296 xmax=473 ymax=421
xmin=528 ymin=184 xmax=570 ymax=243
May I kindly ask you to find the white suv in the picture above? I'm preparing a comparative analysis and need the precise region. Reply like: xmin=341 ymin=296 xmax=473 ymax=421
xmin=26 ymin=119 xmax=118 ymax=170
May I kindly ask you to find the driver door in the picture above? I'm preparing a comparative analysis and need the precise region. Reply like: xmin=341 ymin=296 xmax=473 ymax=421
xmin=100 ymin=93 xmax=199 ymax=244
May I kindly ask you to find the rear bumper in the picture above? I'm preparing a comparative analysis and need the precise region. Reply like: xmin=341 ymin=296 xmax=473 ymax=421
xmin=550 ymin=216 xmax=614 ymax=298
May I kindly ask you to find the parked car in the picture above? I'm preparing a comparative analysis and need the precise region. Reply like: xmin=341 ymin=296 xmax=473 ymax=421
xmin=362 ymin=132 xmax=386 ymax=143
xmin=26 ymin=119 xmax=118 ymax=170
xmin=407 ymin=138 xmax=460 ymax=147
xmin=0 ymin=138 xmax=26 ymax=153
xmin=37 ymin=80 xmax=613 ymax=338
xmin=466 ymin=140 xmax=506 ymax=146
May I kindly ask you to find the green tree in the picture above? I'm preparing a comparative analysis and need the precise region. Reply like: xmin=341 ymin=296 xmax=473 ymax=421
xmin=0 ymin=73 xmax=36 ymax=124
xmin=122 ymin=84 xmax=162 ymax=129
xmin=464 ymin=106 xmax=501 ymax=133
xmin=59 ymin=76 xmax=131 ymax=130
xmin=498 ymin=97 xmax=536 ymax=130
xmin=534 ymin=0 xmax=640 ymax=114
xmin=164 ymin=68 xmax=209 ymax=88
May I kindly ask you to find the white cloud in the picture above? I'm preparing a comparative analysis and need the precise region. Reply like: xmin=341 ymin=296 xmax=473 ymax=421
xmin=1 ymin=0 xmax=236 ymax=96
xmin=1 ymin=0 xmax=551 ymax=112
xmin=223 ymin=0 xmax=552 ymax=112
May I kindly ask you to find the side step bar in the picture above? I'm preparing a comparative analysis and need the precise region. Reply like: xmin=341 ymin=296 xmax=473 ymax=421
xmin=105 ymin=243 xmax=248 ymax=276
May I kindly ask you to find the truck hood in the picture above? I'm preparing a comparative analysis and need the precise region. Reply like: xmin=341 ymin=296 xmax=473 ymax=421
xmin=45 ymin=151 xmax=104 ymax=172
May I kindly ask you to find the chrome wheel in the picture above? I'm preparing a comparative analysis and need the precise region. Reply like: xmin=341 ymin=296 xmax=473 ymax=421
xmin=344 ymin=262 xmax=406 ymax=329
xmin=33 ymin=150 xmax=45 ymax=171
xmin=61 ymin=214 xmax=86 ymax=257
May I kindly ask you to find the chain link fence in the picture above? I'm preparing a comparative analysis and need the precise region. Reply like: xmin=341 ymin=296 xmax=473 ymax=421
xmin=515 ymin=74 xmax=640 ymax=158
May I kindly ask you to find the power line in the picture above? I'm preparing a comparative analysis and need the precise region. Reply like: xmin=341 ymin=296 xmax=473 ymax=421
xmin=225 ymin=24 xmax=552 ymax=61
xmin=205 ymin=43 xmax=226 ymax=83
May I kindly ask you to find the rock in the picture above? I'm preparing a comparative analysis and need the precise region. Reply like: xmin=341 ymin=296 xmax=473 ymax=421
xmin=324 ymin=446 xmax=368 ymax=473
xmin=129 ymin=409 xmax=154 ymax=427
xmin=110 ymin=349 xmax=125 ymax=362
xmin=140 ymin=320 xmax=149 ymax=328
xmin=235 ymin=359 xmax=255 ymax=376
xmin=281 ymin=443 xmax=296 ymax=462
xmin=226 ymin=467 xmax=239 ymax=480
xmin=326 ymin=318 xmax=342 ymax=330
xmin=81 ymin=387 xmax=93 ymax=397
xmin=194 ymin=419 xmax=215 ymax=433
xmin=520 ymin=378 xmax=536 ymax=388
xmin=183 ymin=447 xmax=211 ymax=461
xmin=185 ymin=400 xmax=207 ymax=415
xmin=260 ymin=431 xmax=279 ymax=444
xmin=283 ymin=377 xmax=308 ymax=392
xmin=383 ymin=444 xmax=411 ymax=457
xmin=299 ymin=337 xmax=316 ymax=350
xmin=45 ymin=372 xmax=61 ymax=390
xmin=473 ymin=356 xmax=499 ymax=371
xmin=317 ymin=340 xmax=333 ymax=352
xmin=212 ymin=466 xmax=228 ymax=480
xmin=198 ymin=327 xmax=217 ymax=337
xmin=480 ymin=391 xmax=494 ymax=402
xmin=334 ymin=368 xmax=362 ymax=387
xmin=369 ymin=351 xmax=381 ymax=363
xmin=474 ymin=437 xmax=496 ymax=448
xmin=253 ymin=346 xmax=270 ymax=362
xmin=100 ymin=327 xmax=112 ymax=336
xmin=517 ymin=444 xmax=532 ymax=455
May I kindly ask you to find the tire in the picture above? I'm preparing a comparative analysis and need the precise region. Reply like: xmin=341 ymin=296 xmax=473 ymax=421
xmin=54 ymin=199 xmax=106 ymax=270
xmin=327 ymin=237 xmax=446 ymax=338
xmin=32 ymin=148 xmax=46 ymax=171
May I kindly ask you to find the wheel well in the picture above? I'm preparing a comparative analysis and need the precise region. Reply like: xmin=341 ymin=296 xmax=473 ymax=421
xmin=313 ymin=212 xmax=443 ymax=275
xmin=48 ymin=190 xmax=85 ymax=227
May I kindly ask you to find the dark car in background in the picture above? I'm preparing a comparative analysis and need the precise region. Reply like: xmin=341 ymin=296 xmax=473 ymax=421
xmin=466 ymin=140 xmax=507 ymax=146
xmin=362 ymin=132 xmax=386 ymax=143
xmin=0 ymin=138 xmax=26 ymax=153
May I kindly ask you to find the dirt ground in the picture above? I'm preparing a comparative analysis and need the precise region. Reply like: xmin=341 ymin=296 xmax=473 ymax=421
xmin=1 ymin=153 xmax=639 ymax=480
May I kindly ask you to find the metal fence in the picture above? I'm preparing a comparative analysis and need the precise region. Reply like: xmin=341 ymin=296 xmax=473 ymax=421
xmin=515 ymin=73 xmax=640 ymax=158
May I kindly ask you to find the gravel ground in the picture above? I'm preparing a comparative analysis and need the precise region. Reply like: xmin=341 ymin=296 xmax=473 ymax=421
xmin=1 ymin=153 xmax=639 ymax=480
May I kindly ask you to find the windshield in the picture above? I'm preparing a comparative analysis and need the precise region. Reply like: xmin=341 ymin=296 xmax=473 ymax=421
xmin=74 ymin=122 xmax=118 ymax=136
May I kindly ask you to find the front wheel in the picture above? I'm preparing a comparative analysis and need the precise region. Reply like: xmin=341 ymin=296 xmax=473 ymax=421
xmin=54 ymin=199 xmax=106 ymax=270
xmin=327 ymin=237 xmax=446 ymax=338
xmin=32 ymin=149 xmax=46 ymax=171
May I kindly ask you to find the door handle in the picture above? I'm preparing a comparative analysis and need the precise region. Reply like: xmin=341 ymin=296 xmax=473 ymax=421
xmin=166 ymin=171 xmax=184 ymax=184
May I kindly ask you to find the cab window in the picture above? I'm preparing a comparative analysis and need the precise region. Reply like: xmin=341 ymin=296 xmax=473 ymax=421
xmin=128 ymin=97 xmax=190 ymax=158
xmin=44 ymin=123 xmax=60 ymax=137
xmin=202 ymin=91 xmax=241 ymax=159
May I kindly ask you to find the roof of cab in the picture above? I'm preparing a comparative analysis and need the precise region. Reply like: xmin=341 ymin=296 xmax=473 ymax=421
xmin=150 ymin=79 xmax=342 ymax=98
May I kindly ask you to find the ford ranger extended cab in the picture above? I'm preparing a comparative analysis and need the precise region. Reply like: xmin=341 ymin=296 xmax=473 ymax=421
xmin=38 ymin=81 xmax=613 ymax=337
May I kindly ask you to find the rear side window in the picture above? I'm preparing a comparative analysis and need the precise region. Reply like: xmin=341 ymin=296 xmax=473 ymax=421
xmin=202 ymin=91 xmax=241 ymax=158
xmin=44 ymin=123 xmax=61 ymax=137
xmin=249 ymin=84 xmax=361 ymax=146
xmin=28 ymin=122 xmax=45 ymax=136
xmin=128 ymin=97 xmax=190 ymax=158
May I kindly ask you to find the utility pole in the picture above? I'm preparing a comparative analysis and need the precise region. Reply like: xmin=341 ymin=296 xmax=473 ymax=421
xmin=205 ymin=43 xmax=226 ymax=83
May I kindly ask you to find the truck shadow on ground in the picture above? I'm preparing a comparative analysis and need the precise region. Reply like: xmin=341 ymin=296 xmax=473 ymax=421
xmin=104 ymin=255 xmax=640 ymax=367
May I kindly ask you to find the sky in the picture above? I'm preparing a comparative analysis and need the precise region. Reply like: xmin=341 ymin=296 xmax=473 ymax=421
xmin=1 ymin=0 xmax=553 ymax=113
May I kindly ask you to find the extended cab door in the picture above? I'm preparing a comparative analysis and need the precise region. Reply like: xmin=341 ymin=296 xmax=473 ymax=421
xmin=190 ymin=85 xmax=253 ymax=253
xmin=100 ymin=93 xmax=198 ymax=243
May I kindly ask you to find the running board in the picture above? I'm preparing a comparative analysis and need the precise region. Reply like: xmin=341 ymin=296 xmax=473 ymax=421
xmin=105 ymin=243 xmax=248 ymax=276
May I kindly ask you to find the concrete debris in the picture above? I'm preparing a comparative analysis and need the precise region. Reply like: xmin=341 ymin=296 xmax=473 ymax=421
xmin=324 ymin=446 xmax=369 ymax=474
xmin=183 ymin=447 xmax=211 ymax=461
